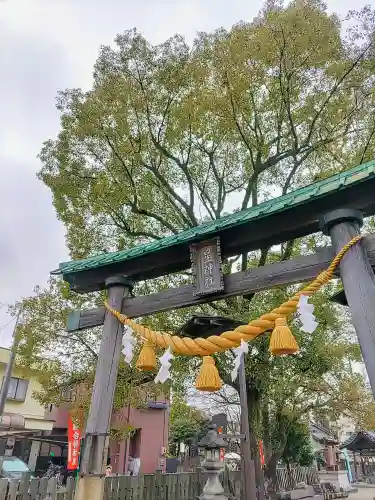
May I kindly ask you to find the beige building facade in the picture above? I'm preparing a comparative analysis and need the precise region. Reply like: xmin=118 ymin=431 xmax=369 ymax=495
xmin=0 ymin=347 xmax=54 ymax=471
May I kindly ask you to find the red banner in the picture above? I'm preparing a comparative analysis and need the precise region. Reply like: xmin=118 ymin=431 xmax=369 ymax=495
xmin=259 ymin=439 xmax=265 ymax=466
xmin=218 ymin=426 xmax=225 ymax=462
xmin=67 ymin=416 xmax=81 ymax=470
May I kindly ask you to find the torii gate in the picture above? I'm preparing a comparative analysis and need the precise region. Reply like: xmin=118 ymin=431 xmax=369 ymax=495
xmin=54 ymin=159 xmax=375 ymax=500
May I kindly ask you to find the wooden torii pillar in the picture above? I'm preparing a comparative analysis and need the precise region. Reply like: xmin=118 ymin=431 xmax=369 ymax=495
xmin=75 ymin=277 xmax=133 ymax=500
xmin=320 ymin=208 xmax=375 ymax=397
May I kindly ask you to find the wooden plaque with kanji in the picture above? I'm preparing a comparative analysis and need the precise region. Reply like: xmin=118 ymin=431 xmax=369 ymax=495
xmin=190 ymin=237 xmax=224 ymax=296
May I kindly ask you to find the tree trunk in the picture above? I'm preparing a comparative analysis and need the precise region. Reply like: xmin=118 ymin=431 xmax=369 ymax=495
xmin=265 ymin=451 xmax=282 ymax=498
xmin=286 ymin=462 xmax=295 ymax=490
xmin=250 ymin=428 xmax=262 ymax=488
xmin=264 ymin=415 xmax=289 ymax=498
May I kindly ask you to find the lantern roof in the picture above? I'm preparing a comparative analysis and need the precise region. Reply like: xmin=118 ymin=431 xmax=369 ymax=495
xmin=198 ymin=423 xmax=228 ymax=450
xmin=175 ymin=315 xmax=245 ymax=339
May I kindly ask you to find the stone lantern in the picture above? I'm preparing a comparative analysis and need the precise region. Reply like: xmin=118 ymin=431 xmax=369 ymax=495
xmin=198 ymin=422 xmax=229 ymax=500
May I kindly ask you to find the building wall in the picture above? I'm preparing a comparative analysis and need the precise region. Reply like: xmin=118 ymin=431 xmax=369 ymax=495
xmin=111 ymin=405 xmax=168 ymax=474
xmin=45 ymin=405 xmax=70 ymax=429
xmin=0 ymin=347 xmax=53 ymax=431
xmin=332 ymin=417 xmax=355 ymax=444
xmin=49 ymin=398 xmax=169 ymax=475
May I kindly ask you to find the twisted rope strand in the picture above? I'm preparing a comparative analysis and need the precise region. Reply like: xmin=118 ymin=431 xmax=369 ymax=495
xmin=104 ymin=235 xmax=362 ymax=356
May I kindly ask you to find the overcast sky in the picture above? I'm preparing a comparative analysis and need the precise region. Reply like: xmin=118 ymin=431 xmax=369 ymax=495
xmin=0 ymin=0 xmax=364 ymax=347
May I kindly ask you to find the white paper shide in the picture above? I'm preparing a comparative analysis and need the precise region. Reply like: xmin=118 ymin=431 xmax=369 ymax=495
xmin=154 ymin=348 xmax=173 ymax=383
xmin=121 ymin=325 xmax=136 ymax=364
xmin=297 ymin=295 xmax=318 ymax=333
xmin=231 ymin=340 xmax=249 ymax=382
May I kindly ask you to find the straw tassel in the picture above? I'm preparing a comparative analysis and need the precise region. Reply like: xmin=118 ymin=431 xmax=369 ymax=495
xmin=195 ymin=356 xmax=222 ymax=392
xmin=269 ymin=317 xmax=299 ymax=355
xmin=136 ymin=340 xmax=157 ymax=371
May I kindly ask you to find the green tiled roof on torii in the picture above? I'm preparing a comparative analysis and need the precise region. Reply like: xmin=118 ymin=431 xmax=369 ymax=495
xmin=52 ymin=159 xmax=375 ymax=277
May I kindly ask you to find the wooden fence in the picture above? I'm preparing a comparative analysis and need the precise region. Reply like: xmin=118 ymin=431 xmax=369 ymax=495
xmin=0 ymin=476 xmax=75 ymax=500
xmin=106 ymin=469 xmax=241 ymax=500
xmin=276 ymin=467 xmax=320 ymax=491
xmin=0 ymin=466 xmax=319 ymax=500
xmin=105 ymin=472 xmax=200 ymax=500
xmin=0 ymin=471 xmax=225 ymax=500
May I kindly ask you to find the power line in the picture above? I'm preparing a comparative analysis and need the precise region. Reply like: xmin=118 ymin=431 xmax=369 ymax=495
xmin=0 ymin=317 xmax=15 ymax=335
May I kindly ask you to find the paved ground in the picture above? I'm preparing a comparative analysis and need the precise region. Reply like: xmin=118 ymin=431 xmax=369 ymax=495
xmin=350 ymin=487 xmax=375 ymax=500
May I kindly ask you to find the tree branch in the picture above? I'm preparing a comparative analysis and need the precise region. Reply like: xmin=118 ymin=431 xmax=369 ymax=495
xmin=280 ymin=240 xmax=295 ymax=261
xmin=55 ymin=332 xmax=98 ymax=360
xmin=243 ymin=247 xmax=271 ymax=301
xmin=137 ymin=77 xmax=198 ymax=225
xmin=140 ymin=159 xmax=196 ymax=227
xmin=304 ymin=40 xmax=374 ymax=146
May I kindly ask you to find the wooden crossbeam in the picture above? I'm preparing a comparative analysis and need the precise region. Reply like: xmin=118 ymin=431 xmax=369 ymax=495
xmin=66 ymin=233 xmax=375 ymax=333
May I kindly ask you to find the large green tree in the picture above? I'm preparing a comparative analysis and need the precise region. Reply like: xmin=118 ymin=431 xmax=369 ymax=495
xmin=39 ymin=1 xmax=375 ymax=259
xmin=15 ymin=0 xmax=375 ymax=492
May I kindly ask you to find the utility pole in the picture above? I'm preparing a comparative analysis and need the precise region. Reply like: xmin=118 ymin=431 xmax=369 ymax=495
xmin=238 ymin=357 xmax=257 ymax=500
xmin=0 ymin=308 xmax=22 ymax=418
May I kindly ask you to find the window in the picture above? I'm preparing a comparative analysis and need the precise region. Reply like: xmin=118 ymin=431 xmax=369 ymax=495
xmin=2 ymin=377 xmax=29 ymax=401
